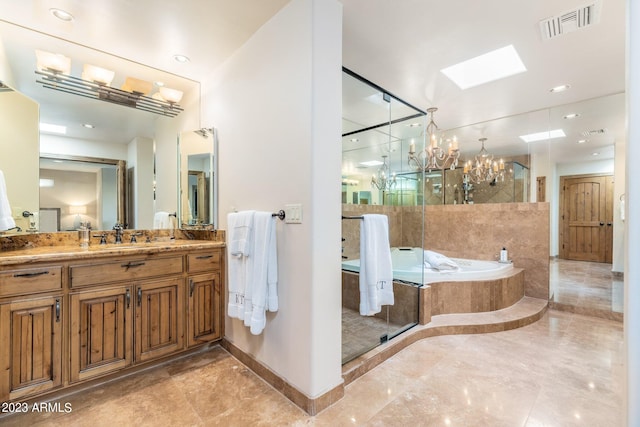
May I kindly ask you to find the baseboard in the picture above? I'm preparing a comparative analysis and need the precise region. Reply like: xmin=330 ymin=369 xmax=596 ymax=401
xmin=221 ymin=339 xmax=344 ymax=415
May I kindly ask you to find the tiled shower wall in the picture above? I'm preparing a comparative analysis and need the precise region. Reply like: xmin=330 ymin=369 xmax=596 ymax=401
xmin=341 ymin=202 xmax=549 ymax=300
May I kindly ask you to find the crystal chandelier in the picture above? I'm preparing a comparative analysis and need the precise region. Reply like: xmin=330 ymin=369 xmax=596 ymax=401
xmin=408 ymin=107 xmax=460 ymax=171
xmin=463 ymin=138 xmax=505 ymax=183
xmin=371 ymin=155 xmax=397 ymax=190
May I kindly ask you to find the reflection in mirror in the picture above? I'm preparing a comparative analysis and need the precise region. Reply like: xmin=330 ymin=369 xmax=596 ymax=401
xmin=178 ymin=128 xmax=217 ymax=229
xmin=0 ymin=20 xmax=200 ymax=233
xmin=39 ymin=155 xmax=126 ymax=231
xmin=0 ymin=80 xmax=39 ymax=234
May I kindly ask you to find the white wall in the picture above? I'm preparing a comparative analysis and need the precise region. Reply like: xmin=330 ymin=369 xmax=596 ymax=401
xmin=0 ymin=91 xmax=39 ymax=230
xmin=626 ymin=2 xmax=640 ymax=424
xmin=127 ymin=137 xmax=154 ymax=229
xmin=613 ymin=139 xmax=626 ymax=273
xmin=205 ymin=0 xmax=342 ymax=399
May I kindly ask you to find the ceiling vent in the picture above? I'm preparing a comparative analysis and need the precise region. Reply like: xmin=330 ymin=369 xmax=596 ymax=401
xmin=539 ymin=1 xmax=602 ymax=41
xmin=581 ymin=128 xmax=607 ymax=137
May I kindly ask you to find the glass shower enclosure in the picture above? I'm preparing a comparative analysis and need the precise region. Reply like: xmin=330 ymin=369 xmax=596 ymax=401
xmin=341 ymin=68 xmax=426 ymax=364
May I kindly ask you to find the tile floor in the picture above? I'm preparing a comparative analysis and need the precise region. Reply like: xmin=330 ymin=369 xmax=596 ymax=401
xmin=0 ymin=309 xmax=623 ymax=426
xmin=1 ymin=260 xmax=624 ymax=426
xmin=342 ymin=307 xmax=405 ymax=364
xmin=549 ymin=258 xmax=623 ymax=321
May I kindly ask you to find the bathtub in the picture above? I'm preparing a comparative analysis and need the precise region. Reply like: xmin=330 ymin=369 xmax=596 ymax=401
xmin=341 ymin=247 xmax=514 ymax=285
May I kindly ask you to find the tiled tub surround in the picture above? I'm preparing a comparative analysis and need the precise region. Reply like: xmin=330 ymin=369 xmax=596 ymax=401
xmin=342 ymin=202 xmax=550 ymax=300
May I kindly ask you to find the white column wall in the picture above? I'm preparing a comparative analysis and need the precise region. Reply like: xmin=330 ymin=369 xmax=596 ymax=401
xmin=204 ymin=0 xmax=342 ymax=398
xmin=625 ymin=1 xmax=639 ymax=425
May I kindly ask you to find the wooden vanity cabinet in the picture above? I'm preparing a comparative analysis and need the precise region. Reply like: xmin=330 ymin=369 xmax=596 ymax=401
xmin=0 ymin=296 xmax=63 ymax=402
xmin=1 ymin=245 xmax=224 ymax=403
xmin=69 ymin=285 xmax=132 ymax=383
xmin=135 ymin=278 xmax=184 ymax=362
xmin=0 ymin=266 xmax=63 ymax=402
xmin=186 ymin=250 xmax=223 ymax=347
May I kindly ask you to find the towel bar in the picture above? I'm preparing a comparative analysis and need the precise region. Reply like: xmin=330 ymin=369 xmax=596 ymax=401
xmin=272 ymin=210 xmax=286 ymax=221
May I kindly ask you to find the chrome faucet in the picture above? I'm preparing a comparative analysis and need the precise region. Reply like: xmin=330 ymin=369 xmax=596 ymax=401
xmin=113 ymin=224 xmax=124 ymax=244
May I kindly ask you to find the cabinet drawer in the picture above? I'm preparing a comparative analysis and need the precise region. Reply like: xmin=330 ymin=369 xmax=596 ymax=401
xmin=0 ymin=266 xmax=62 ymax=297
xmin=70 ymin=256 xmax=183 ymax=287
xmin=187 ymin=250 xmax=221 ymax=273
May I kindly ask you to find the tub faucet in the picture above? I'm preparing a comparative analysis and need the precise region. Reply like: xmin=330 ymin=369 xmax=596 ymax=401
xmin=113 ymin=224 xmax=124 ymax=244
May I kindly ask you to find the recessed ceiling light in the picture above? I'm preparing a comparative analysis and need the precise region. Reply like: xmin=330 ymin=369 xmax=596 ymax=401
xmin=577 ymin=139 xmax=587 ymax=144
xmin=50 ymin=8 xmax=74 ymax=22
xmin=349 ymin=138 xmax=359 ymax=142
xmin=592 ymin=152 xmax=600 ymax=156
xmin=359 ymin=160 xmax=384 ymax=167
xmin=154 ymin=81 xmax=165 ymax=87
xmin=82 ymin=123 xmax=95 ymax=129
xmin=519 ymin=129 xmax=566 ymax=143
xmin=440 ymin=45 xmax=527 ymax=90
xmin=563 ymin=113 xmax=580 ymax=119
xmin=39 ymin=122 xmax=67 ymax=134
xmin=550 ymin=84 xmax=571 ymax=93
xmin=407 ymin=123 xmax=421 ymax=127
xmin=173 ymin=54 xmax=190 ymax=63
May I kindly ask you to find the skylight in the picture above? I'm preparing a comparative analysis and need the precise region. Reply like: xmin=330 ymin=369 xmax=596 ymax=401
xmin=441 ymin=45 xmax=527 ymax=90
xmin=39 ymin=123 xmax=67 ymax=134
xmin=519 ymin=129 xmax=566 ymax=143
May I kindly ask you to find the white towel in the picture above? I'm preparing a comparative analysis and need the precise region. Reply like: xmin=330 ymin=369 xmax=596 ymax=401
xmin=0 ymin=170 xmax=16 ymax=231
xmin=247 ymin=212 xmax=278 ymax=335
xmin=424 ymin=250 xmax=459 ymax=271
xmin=359 ymin=214 xmax=394 ymax=316
xmin=227 ymin=211 xmax=255 ymax=320
xmin=153 ymin=211 xmax=170 ymax=229
xmin=228 ymin=210 xmax=255 ymax=256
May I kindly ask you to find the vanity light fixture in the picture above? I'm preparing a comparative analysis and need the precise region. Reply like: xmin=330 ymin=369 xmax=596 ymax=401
xmin=34 ymin=50 xmax=184 ymax=118
xmin=82 ymin=64 xmax=115 ymax=86
xmin=36 ymin=50 xmax=71 ymax=74
xmin=50 ymin=8 xmax=74 ymax=22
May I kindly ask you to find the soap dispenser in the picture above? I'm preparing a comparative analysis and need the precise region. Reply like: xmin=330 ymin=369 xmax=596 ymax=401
xmin=500 ymin=247 xmax=508 ymax=263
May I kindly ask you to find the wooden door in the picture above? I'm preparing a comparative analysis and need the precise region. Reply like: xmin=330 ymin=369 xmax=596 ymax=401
xmin=135 ymin=278 xmax=184 ymax=362
xmin=560 ymin=175 xmax=614 ymax=262
xmin=0 ymin=296 xmax=62 ymax=401
xmin=187 ymin=272 xmax=221 ymax=347
xmin=70 ymin=286 xmax=132 ymax=383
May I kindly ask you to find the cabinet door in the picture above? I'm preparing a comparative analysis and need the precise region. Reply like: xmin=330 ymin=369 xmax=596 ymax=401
xmin=187 ymin=272 xmax=221 ymax=347
xmin=0 ymin=296 xmax=62 ymax=402
xmin=70 ymin=286 xmax=132 ymax=383
xmin=135 ymin=278 xmax=184 ymax=362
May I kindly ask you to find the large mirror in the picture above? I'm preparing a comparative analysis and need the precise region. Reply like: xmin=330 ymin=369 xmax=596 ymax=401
xmin=0 ymin=20 xmax=200 ymax=234
xmin=178 ymin=128 xmax=217 ymax=229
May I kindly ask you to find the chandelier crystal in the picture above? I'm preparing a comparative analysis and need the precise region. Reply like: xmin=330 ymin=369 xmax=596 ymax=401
xmin=371 ymin=155 xmax=397 ymax=190
xmin=408 ymin=107 xmax=460 ymax=171
xmin=463 ymin=138 xmax=505 ymax=183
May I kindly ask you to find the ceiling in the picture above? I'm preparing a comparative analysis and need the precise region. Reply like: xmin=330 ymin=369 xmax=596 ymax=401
xmin=0 ymin=0 xmax=627 ymax=168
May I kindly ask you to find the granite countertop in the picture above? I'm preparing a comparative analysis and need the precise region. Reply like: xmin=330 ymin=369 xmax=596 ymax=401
xmin=0 ymin=239 xmax=225 ymax=266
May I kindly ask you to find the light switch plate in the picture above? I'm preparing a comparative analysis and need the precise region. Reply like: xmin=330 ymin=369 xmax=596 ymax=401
xmin=284 ymin=204 xmax=302 ymax=224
